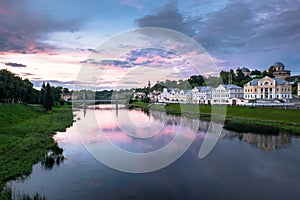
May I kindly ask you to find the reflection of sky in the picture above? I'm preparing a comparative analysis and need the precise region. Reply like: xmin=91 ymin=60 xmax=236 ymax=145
xmin=10 ymin=107 xmax=300 ymax=200
xmin=94 ymin=108 xmax=196 ymax=153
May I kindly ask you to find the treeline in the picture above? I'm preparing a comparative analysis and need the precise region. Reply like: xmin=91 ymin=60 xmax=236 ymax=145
xmin=0 ymin=69 xmax=39 ymax=104
xmin=0 ymin=69 xmax=68 ymax=111
xmin=149 ymin=67 xmax=277 ymax=91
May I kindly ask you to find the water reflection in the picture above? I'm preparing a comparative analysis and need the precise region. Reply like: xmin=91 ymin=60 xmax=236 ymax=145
xmin=241 ymin=133 xmax=291 ymax=152
xmin=9 ymin=106 xmax=300 ymax=200
xmin=41 ymin=144 xmax=64 ymax=170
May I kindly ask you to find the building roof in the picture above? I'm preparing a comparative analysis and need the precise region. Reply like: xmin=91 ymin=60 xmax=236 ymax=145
xmin=244 ymin=79 xmax=260 ymax=86
xmin=195 ymin=86 xmax=212 ymax=92
xmin=274 ymin=61 xmax=285 ymax=68
xmin=241 ymin=67 xmax=250 ymax=72
xmin=285 ymin=75 xmax=299 ymax=82
xmin=185 ymin=90 xmax=193 ymax=95
xmin=245 ymin=76 xmax=292 ymax=86
xmin=274 ymin=77 xmax=288 ymax=85
xmin=222 ymin=84 xmax=242 ymax=90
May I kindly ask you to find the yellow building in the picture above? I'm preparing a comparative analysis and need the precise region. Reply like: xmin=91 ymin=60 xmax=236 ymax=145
xmin=244 ymin=76 xmax=293 ymax=100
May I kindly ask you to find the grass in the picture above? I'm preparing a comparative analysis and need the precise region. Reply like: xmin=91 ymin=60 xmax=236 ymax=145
xmin=131 ymin=102 xmax=300 ymax=135
xmin=0 ymin=104 xmax=74 ymax=190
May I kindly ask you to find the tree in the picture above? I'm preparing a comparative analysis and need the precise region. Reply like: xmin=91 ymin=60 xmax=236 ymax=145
xmin=220 ymin=71 xmax=229 ymax=84
xmin=0 ymin=69 xmax=39 ymax=104
xmin=187 ymin=75 xmax=205 ymax=87
xmin=42 ymin=83 xmax=54 ymax=112
xmin=267 ymin=66 xmax=275 ymax=78
xmin=250 ymin=69 xmax=261 ymax=76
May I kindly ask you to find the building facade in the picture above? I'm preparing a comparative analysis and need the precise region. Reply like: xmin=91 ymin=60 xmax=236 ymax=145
xmin=211 ymin=84 xmax=243 ymax=105
xmin=244 ymin=76 xmax=293 ymax=100
xmin=298 ymin=82 xmax=300 ymax=98
xmin=192 ymin=86 xmax=212 ymax=104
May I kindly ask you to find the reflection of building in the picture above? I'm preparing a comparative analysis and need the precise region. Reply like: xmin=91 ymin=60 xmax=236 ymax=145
xmin=243 ymin=133 xmax=291 ymax=152
xmin=272 ymin=62 xmax=291 ymax=80
xmin=244 ymin=76 xmax=293 ymax=100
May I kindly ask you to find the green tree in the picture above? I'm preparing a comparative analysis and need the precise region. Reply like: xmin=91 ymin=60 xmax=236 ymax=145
xmin=250 ymin=69 xmax=261 ymax=76
xmin=267 ymin=66 xmax=275 ymax=78
xmin=42 ymin=83 xmax=54 ymax=112
xmin=220 ymin=71 xmax=229 ymax=84
xmin=187 ymin=75 xmax=205 ymax=87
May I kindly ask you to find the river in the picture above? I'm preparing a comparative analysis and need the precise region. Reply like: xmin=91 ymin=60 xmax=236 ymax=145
xmin=9 ymin=105 xmax=300 ymax=200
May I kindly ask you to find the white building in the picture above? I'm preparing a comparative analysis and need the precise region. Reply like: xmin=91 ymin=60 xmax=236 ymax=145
xmin=298 ymin=82 xmax=300 ymax=98
xmin=192 ymin=86 xmax=212 ymax=104
xmin=132 ymin=92 xmax=146 ymax=100
xmin=212 ymin=84 xmax=244 ymax=105
xmin=159 ymin=88 xmax=170 ymax=102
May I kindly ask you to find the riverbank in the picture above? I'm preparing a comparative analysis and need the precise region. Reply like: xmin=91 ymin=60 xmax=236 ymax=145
xmin=0 ymin=104 xmax=74 ymax=191
xmin=130 ymin=102 xmax=300 ymax=135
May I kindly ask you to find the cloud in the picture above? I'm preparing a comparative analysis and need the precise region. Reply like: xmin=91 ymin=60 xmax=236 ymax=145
xmin=5 ymin=62 xmax=26 ymax=68
xmin=135 ymin=0 xmax=300 ymax=71
xmin=120 ymin=0 xmax=144 ymax=11
xmin=0 ymin=0 xmax=83 ymax=53
xmin=135 ymin=0 xmax=195 ymax=36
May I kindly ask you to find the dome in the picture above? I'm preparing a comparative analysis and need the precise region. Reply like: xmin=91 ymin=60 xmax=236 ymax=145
xmin=274 ymin=62 xmax=285 ymax=68
xmin=241 ymin=67 xmax=250 ymax=72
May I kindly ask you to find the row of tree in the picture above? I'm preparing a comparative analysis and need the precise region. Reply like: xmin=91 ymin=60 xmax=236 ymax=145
xmin=0 ymin=69 xmax=67 ymax=111
xmin=149 ymin=67 xmax=280 ymax=91
xmin=0 ymin=69 xmax=39 ymax=104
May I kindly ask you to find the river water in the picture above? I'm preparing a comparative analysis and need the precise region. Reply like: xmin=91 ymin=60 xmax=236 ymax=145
xmin=9 ymin=105 xmax=300 ymax=200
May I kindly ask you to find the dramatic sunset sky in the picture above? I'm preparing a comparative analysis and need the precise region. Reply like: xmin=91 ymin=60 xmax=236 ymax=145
xmin=1 ymin=0 xmax=300 ymax=89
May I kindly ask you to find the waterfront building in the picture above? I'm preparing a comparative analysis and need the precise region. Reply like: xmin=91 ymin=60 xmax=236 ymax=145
xmin=298 ymin=82 xmax=300 ymax=98
xmin=132 ymin=92 xmax=146 ymax=100
xmin=211 ymin=84 xmax=243 ymax=105
xmin=244 ymin=76 xmax=293 ymax=100
xmin=192 ymin=86 xmax=212 ymax=104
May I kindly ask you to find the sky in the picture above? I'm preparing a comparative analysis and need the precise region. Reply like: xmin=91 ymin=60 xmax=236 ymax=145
xmin=1 ymin=0 xmax=300 ymax=90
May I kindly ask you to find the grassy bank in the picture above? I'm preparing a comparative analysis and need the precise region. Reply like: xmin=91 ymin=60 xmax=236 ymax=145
xmin=0 ymin=104 xmax=73 ymax=190
xmin=131 ymin=102 xmax=300 ymax=135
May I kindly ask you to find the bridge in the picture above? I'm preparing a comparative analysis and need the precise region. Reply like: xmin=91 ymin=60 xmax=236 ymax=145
xmin=70 ymin=99 xmax=127 ymax=104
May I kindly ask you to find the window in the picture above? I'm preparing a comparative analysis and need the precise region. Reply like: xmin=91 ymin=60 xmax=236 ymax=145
xmin=264 ymin=82 xmax=269 ymax=85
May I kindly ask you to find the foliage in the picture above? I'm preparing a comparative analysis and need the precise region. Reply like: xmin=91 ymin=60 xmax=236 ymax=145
xmin=0 ymin=104 xmax=73 ymax=189
xmin=0 ymin=69 xmax=39 ymax=104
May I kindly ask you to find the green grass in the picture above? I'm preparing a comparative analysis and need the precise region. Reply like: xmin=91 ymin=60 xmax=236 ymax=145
xmin=131 ymin=102 xmax=300 ymax=135
xmin=0 ymin=104 xmax=73 ymax=190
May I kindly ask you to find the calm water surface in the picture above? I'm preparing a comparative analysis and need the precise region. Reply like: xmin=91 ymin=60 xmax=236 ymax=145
xmin=9 ymin=105 xmax=300 ymax=200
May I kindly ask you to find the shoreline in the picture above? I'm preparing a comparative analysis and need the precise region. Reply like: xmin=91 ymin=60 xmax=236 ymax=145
xmin=0 ymin=104 xmax=74 ymax=191
xmin=130 ymin=101 xmax=300 ymax=135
